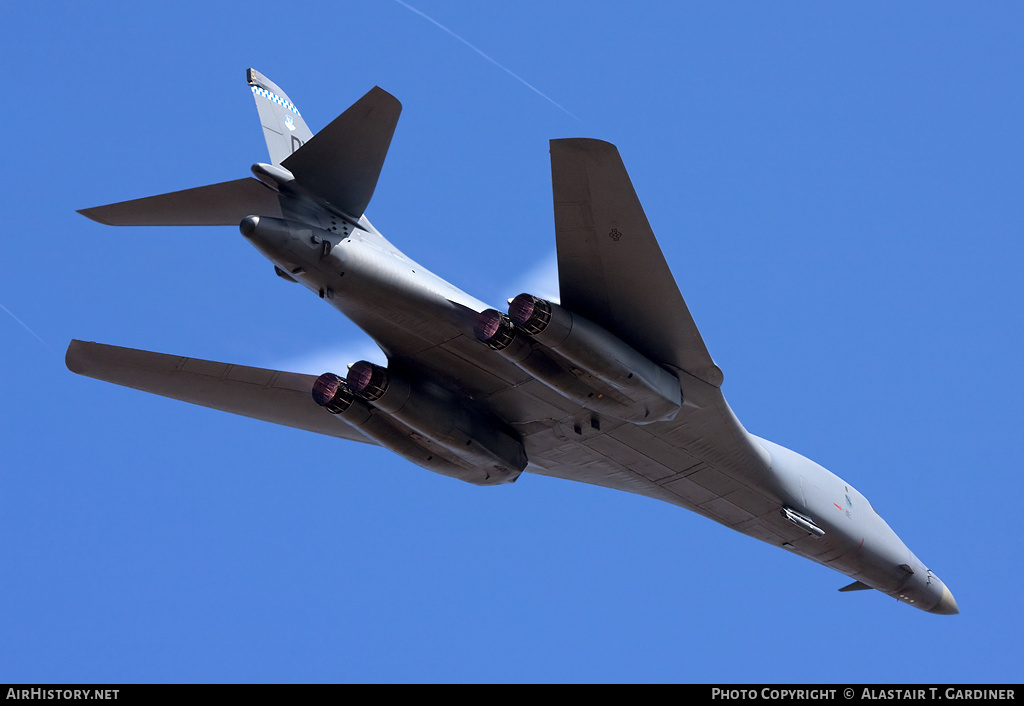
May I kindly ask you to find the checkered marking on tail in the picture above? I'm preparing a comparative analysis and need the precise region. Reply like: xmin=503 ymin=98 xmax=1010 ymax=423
xmin=251 ymin=86 xmax=301 ymax=116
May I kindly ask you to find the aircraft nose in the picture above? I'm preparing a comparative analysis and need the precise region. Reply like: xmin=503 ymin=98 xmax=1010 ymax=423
xmin=927 ymin=582 xmax=959 ymax=615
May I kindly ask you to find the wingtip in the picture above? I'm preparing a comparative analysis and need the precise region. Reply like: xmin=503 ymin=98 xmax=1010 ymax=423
xmin=550 ymin=137 xmax=618 ymax=153
xmin=66 ymin=339 xmax=90 ymax=374
xmin=369 ymin=85 xmax=403 ymax=113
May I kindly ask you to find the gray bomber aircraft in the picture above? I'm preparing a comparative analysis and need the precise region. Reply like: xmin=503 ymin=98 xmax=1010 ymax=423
xmin=67 ymin=69 xmax=957 ymax=615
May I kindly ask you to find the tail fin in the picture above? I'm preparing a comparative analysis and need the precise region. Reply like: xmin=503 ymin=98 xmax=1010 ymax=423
xmin=247 ymin=68 xmax=314 ymax=165
xmin=79 ymin=72 xmax=401 ymax=228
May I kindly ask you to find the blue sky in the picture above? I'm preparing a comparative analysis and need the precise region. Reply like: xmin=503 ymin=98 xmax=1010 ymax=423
xmin=2 ymin=1 xmax=1022 ymax=683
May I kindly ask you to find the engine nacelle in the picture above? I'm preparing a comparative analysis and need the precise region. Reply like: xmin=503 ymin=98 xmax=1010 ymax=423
xmin=475 ymin=309 xmax=646 ymax=421
xmin=312 ymin=372 xmax=521 ymax=486
xmin=490 ymin=294 xmax=682 ymax=424
xmin=344 ymin=362 xmax=527 ymax=483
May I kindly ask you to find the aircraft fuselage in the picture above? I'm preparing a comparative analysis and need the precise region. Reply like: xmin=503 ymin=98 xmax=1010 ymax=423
xmin=239 ymin=199 xmax=958 ymax=615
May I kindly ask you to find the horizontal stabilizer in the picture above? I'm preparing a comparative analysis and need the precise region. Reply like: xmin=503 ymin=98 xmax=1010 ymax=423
xmin=550 ymin=138 xmax=722 ymax=386
xmin=78 ymin=178 xmax=282 ymax=226
xmin=282 ymin=86 xmax=401 ymax=219
xmin=66 ymin=340 xmax=372 ymax=445
xmin=839 ymin=580 xmax=874 ymax=592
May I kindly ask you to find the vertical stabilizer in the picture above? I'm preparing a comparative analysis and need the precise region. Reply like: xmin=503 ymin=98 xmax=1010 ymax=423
xmin=247 ymin=68 xmax=314 ymax=165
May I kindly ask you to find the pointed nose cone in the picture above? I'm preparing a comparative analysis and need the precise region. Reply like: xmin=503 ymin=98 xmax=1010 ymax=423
xmin=927 ymin=582 xmax=960 ymax=615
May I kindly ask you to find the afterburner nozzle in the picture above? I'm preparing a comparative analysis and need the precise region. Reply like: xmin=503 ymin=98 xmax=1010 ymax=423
xmin=509 ymin=293 xmax=552 ymax=335
xmin=311 ymin=372 xmax=354 ymax=414
xmin=347 ymin=361 xmax=389 ymax=401
xmin=473 ymin=309 xmax=517 ymax=350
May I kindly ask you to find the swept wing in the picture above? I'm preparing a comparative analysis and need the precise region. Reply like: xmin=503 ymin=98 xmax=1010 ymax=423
xmin=66 ymin=340 xmax=371 ymax=444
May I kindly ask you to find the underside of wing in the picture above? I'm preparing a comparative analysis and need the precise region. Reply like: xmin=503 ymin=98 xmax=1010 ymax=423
xmin=66 ymin=340 xmax=372 ymax=445
xmin=550 ymin=138 xmax=722 ymax=387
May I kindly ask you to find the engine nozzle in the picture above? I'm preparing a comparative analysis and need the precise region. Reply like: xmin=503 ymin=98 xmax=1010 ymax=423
xmin=508 ymin=293 xmax=552 ymax=335
xmin=473 ymin=309 xmax=517 ymax=350
xmin=347 ymin=361 xmax=389 ymax=401
xmin=311 ymin=372 xmax=356 ymax=414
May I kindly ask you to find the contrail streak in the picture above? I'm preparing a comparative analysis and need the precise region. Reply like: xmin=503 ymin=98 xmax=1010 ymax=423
xmin=394 ymin=0 xmax=580 ymax=121
xmin=1 ymin=303 xmax=51 ymax=350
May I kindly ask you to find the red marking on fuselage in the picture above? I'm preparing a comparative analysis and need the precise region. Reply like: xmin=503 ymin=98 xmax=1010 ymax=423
xmin=834 ymin=502 xmax=843 ymax=510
